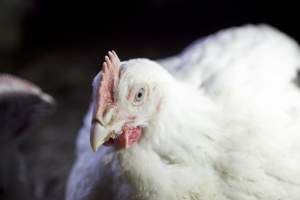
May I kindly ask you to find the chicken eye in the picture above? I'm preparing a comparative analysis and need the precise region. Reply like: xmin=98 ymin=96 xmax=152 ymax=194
xmin=134 ymin=87 xmax=145 ymax=103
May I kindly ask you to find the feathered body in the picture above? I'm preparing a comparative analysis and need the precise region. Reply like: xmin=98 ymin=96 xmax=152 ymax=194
xmin=67 ymin=25 xmax=300 ymax=200
xmin=0 ymin=74 xmax=54 ymax=200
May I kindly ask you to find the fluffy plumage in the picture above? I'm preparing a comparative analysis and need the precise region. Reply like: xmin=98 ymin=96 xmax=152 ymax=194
xmin=0 ymin=74 xmax=54 ymax=199
xmin=0 ymin=74 xmax=54 ymax=137
xmin=66 ymin=24 xmax=300 ymax=200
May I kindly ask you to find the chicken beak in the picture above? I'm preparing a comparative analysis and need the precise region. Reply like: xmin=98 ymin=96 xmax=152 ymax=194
xmin=90 ymin=121 xmax=104 ymax=152
xmin=90 ymin=121 xmax=115 ymax=152
xmin=90 ymin=107 xmax=118 ymax=152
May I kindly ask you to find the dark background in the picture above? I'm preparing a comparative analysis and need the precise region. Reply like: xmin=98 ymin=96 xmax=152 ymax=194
xmin=0 ymin=0 xmax=299 ymax=199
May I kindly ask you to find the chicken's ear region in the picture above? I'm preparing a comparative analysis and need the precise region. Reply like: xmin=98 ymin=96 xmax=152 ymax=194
xmin=95 ymin=51 xmax=121 ymax=124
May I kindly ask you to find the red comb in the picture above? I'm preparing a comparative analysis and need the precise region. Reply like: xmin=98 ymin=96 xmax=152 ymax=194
xmin=102 ymin=50 xmax=120 ymax=90
xmin=96 ymin=50 xmax=121 ymax=124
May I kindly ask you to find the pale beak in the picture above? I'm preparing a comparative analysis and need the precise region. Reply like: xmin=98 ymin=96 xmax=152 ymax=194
xmin=90 ymin=120 xmax=106 ymax=152
xmin=90 ymin=107 xmax=118 ymax=152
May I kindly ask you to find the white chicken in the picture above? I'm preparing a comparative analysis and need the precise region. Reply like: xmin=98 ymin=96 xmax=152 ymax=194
xmin=66 ymin=24 xmax=300 ymax=200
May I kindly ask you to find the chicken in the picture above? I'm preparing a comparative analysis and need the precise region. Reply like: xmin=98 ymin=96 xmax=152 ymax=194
xmin=0 ymin=74 xmax=54 ymax=199
xmin=66 ymin=24 xmax=300 ymax=200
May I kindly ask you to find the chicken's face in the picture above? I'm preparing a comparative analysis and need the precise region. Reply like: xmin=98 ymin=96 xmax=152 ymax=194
xmin=90 ymin=51 xmax=170 ymax=152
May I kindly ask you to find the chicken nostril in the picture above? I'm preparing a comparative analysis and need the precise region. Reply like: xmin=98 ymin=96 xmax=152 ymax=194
xmin=101 ymin=107 xmax=115 ymax=126
xmin=92 ymin=118 xmax=103 ymax=126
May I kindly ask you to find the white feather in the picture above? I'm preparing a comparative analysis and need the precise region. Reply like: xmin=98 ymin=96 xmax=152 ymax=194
xmin=67 ymin=24 xmax=300 ymax=200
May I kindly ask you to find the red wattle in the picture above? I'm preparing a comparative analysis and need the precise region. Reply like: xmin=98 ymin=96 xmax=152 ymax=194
xmin=119 ymin=126 xmax=142 ymax=148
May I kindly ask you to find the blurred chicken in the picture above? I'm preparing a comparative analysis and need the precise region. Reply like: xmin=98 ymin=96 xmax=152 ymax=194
xmin=0 ymin=74 xmax=54 ymax=199
xmin=67 ymin=25 xmax=300 ymax=200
